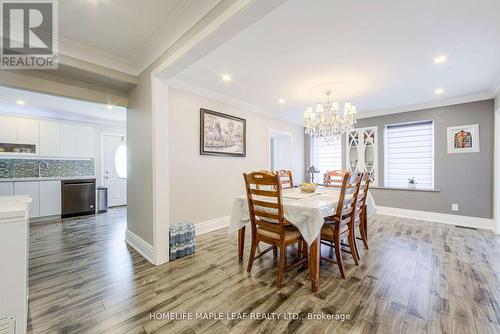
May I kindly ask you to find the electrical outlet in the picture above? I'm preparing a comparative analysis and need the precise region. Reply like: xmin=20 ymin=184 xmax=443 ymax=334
xmin=451 ymin=203 xmax=459 ymax=212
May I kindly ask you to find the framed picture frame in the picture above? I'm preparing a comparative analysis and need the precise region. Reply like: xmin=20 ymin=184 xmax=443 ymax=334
xmin=200 ymin=108 xmax=246 ymax=157
xmin=447 ymin=124 xmax=480 ymax=154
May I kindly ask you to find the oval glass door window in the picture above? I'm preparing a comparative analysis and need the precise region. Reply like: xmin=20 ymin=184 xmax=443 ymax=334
xmin=115 ymin=144 xmax=127 ymax=178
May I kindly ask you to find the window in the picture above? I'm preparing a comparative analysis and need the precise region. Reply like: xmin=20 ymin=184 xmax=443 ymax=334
xmin=384 ymin=120 xmax=434 ymax=189
xmin=312 ymin=136 xmax=342 ymax=179
xmin=114 ymin=144 xmax=127 ymax=178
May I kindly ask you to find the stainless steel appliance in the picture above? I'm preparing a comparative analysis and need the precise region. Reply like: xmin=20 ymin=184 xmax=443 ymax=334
xmin=96 ymin=186 xmax=108 ymax=213
xmin=61 ymin=179 xmax=96 ymax=218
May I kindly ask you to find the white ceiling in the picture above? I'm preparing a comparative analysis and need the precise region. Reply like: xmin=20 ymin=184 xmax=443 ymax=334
xmin=58 ymin=0 xmax=221 ymax=75
xmin=0 ymin=86 xmax=126 ymax=125
xmin=173 ymin=0 xmax=500 ymax=124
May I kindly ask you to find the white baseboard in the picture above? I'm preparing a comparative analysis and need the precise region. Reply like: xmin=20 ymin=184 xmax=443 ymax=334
xmin=196 ymin=216 xmax=230 ymax=235
xmin=376 ymin=206 xmax=495 ymax=231
xmin=125 ymin=229 xmax=155 ymax=264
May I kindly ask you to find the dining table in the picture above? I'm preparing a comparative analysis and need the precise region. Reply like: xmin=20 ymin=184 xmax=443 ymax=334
xmin=228 ymin=186 xmax=377 ymax=292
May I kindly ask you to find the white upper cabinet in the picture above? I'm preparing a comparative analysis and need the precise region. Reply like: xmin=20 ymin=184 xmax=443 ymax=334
xmin=60 ymin=123 xmax=79 ymax=157
xmin=39 ymin=120 xmax=61 ymax=157
xmin=77 ymin=125 xmax=95 ymax=158
xmin=17 ymin=118 xmax=39 ymax=144
xmin=0 ymin=116 xmax=21 ymax=143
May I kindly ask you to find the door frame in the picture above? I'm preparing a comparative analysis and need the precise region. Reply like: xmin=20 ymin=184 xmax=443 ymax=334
xmin=268 ymin=128 xmax=294 ymax=171
xmin=100 ymin=132 xmax=126 ymax=187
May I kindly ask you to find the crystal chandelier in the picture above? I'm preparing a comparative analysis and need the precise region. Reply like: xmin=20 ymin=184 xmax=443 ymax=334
xmin=304 ymin=90 xmax=357 ymax=137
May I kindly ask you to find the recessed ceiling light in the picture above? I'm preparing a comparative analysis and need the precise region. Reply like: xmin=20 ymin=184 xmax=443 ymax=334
xmin=221 ymin=74 xmax=232 ymax=82
xmin=435 ymin=88 xmax=444 ymax=95
xmin=16 ymin=100 xmax=25 ymax=105
xmin=278 ymin=98 xmax=286 ymax=104
xmin=434 ymin=55 xmax=447 ymax=64
xmin=106 ymin=105 xmax=113 ymax=110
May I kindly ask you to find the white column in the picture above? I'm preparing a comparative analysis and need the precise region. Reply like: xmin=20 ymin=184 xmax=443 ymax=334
xmin=494 ymin=107 xmax=500 ymax=234
xmin=151 ymin=76 xmax=170 ymax=264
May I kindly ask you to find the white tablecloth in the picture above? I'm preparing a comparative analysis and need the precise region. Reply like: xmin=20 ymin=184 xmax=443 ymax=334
xmin=228 ymin=187 xmax=377 ymax=246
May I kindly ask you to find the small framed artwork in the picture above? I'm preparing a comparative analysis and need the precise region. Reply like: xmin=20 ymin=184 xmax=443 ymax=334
xmin=200 ymin=108 xmax=246 ymax=157
xmin=447 ymin=124 xmax=480 ymax=154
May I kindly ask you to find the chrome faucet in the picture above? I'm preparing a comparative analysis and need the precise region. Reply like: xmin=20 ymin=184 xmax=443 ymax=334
xmin=38 ymin=160 xmax=49 ymax=178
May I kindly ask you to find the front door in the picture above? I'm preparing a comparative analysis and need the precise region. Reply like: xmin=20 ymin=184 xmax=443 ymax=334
xmin=103 ymin=134 xmax=127 ymax=207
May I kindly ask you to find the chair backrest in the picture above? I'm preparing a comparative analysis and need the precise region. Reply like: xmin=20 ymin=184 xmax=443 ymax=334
xmin=354 ymin=171 xmax=372 ymax=221
xmin=278 ymin=170 xmax=294 ymax=189
xmin=334 ymin=171 xmax=364 ymax=224
xmin=243 ymin=171 xmax=287 ymax=234
xmin=324 ymin=170 xmax=348 ymax=187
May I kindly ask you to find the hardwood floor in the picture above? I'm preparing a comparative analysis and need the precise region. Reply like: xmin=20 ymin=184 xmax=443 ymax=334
xmin=28 ymin=207 xmax=500 ymax=333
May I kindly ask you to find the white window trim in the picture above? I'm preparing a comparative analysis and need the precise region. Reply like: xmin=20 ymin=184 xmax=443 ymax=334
xmin=383 ymin=120 xmax=435 ymax=190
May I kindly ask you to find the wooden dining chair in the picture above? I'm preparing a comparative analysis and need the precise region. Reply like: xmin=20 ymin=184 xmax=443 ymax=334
xmin=324 ymin=170 xmax=348 ymax=187
xmin=320 ymin=171 xmax=363 ymax=278
xmin=355 ymin=171 xmax=372 ymax=252
xmin=278 ymin=170 xmax=294 ymax=189
xmin=243 ymin=171 xmax=307 ymax=287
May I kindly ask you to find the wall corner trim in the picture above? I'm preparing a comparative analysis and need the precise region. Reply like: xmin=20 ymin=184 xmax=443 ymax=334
xmin=196 ymin=216 xmax=230 ymax=235
xmin=125 ymin=229 xmax=155 ymax=264
xmin=376 ymin=206 xmax=495 ymax=231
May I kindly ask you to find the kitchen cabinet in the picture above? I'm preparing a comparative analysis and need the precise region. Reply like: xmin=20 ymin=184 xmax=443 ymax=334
xmin=0 ymin=182 xmax=14 ymax=196
xmin=14 ymin=182 xmax=40 ymax=218
xmin=60 ymin=124 xmax=79 ymax=157
xmin=0 ymin=115 xmax=18 ymax=143
xmin=39 ymin=181 xmax=61 ymax=217
xmin=39 ymin=120 xmax=61 ymax=156
xmin=17 ymin=118 xmax=39 ymax=145
xmin=77 ymin=125 xmax=95 ymax=158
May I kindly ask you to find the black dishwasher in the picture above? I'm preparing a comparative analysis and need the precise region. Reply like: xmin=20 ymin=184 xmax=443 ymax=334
xmin=61 ymin=179 xmax=96 ymax=218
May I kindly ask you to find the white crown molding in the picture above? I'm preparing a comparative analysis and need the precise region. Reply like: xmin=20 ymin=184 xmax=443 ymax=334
xmin=127 ymin=0 xmax=193 ymax=65
xmin=377 ymin=206 xmax=494 ymax=231
xmin=168 ymin=79 xmax=304 ymax=126
xmin=56 ymin=0 xmax=219 ymax=76
xmin=493 ymin=77 xmax=500 ymax=99
xmin=357 ymin=92 xmax=495 ymax=119
xmin=59 ymin=37 xmax=137 ymax=75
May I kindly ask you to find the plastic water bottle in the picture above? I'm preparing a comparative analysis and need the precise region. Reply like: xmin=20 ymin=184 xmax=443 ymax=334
xmin=170 ymin=244 xmax=177 ymax=261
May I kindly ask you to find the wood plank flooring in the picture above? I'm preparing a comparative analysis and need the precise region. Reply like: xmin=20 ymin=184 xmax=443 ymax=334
xmin=27 ymin=207 xmax=500 ymax=333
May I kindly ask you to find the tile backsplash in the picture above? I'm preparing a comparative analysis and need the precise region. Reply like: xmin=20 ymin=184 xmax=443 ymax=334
xmin=0 ymin=159 xmax=94 ymax=179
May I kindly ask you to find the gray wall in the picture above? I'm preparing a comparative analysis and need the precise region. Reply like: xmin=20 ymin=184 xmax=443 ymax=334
xmin=355 ymin=99 xmax=494 ymax=218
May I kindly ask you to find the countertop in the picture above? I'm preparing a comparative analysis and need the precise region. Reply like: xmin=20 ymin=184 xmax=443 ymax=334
xmin=0 ymin=176 xmax=96 ymax=183
xmin=0 ymin=195 xmax=32 ymax=221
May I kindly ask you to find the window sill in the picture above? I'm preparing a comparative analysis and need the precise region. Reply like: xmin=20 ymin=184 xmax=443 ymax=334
xmin=370 ymin=186 xmax=440 ymax=193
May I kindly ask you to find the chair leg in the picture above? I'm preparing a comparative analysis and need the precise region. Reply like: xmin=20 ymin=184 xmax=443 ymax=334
xmin=359 ymin=223 xmax=369 ymax=250
xmin=360 ymin=215 xmax=369 ymax=249
xmin=247 ymin=236 xmax=257 ymax=273
xmin=334 ymin=232 xmax=346 ymax=279
xmin=348 ymin=228 xmax=359 ymax=265
xmin=277 ymin=244 xmax=286 ymax=287
xmin=273 ymin=246 xmax=278 ymax=259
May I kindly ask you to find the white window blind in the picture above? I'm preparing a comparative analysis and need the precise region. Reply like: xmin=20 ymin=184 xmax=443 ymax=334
xmin=312 ymin=136 xmax=342 ymax=176
xmin=384 ymin=121 xmax=434 ymax=188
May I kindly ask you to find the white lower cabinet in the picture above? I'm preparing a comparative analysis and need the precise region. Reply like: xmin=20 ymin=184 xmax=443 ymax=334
xmin=12 ymin=181 xmax=62 ymax=218
xmin=14 ymin=182 xmax=40 ymax=218
xmin=39 ymin=181 xmax=61 ymax=217
xmin=0 ymin=182 xmax=14 ymax=196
